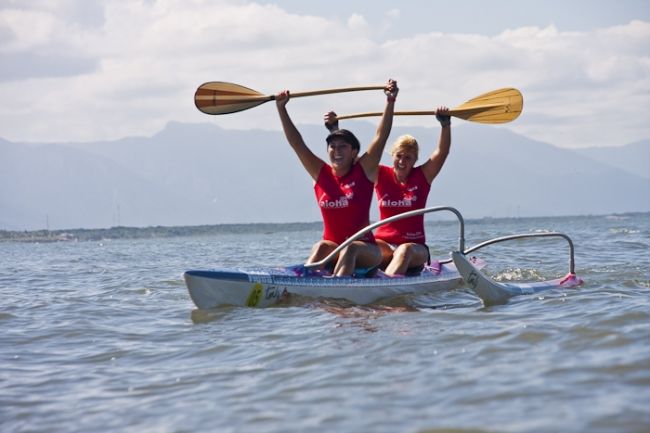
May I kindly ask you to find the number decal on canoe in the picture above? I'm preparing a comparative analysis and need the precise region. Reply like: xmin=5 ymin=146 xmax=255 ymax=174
xmin=246 ymin=283 xmax=264 ymax=307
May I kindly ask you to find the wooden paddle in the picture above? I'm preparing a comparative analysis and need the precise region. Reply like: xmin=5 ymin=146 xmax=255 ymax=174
xmin=336 ymin=88 xmax=523 ymax=124
xmin=194 ymin=81 xmax=385 ymax=115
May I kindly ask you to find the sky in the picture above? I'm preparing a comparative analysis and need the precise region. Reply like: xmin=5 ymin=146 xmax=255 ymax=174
xmin=0 ymin=0 xmax=648 ymax=148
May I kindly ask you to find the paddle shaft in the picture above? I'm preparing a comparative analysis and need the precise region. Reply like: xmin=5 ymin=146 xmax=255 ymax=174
xmin=336 ymin=105 xmax=503 ymax=120
xmin=286 ymin=85 xmax=385 ymax=98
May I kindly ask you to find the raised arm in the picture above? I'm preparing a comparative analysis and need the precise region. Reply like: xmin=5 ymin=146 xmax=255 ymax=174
xmin=420 ymin=107 xmax=452 ymax=184
xmin=276 ymin=90 xmax=325 ymax=181
xmin=359 ymin=79 xmax=399 ymax=182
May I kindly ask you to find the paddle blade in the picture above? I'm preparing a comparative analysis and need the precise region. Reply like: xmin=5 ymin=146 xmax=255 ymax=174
xmin=450 ymin=88 xmax=523 ymax=124
xmin=194 ymin=81 xmax=272 ymax=115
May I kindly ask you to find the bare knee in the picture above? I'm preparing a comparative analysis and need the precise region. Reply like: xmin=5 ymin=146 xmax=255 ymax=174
xmin=308 ymin=240 xmax=338 ymax=263
xmin=393 ymin=244 xmax=414 ymax=262
xmin=334 ymin=242 xmax=381 ymax=276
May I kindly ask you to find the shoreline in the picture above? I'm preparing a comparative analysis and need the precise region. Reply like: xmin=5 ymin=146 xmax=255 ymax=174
xmin=2 ymin=212 xmax=646 ymax=243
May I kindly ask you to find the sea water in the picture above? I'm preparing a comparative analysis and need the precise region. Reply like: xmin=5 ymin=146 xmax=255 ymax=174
xmin=1 ymin=213 xmax=649 ymax=433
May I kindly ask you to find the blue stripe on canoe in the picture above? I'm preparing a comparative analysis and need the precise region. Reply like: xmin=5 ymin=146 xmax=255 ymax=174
xmin=184 ymin=269 xmax=250 ymax=281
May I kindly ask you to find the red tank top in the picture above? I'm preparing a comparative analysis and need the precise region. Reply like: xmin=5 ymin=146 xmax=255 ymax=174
xmin=374 ymin=165 xmax=431 ymax=244
xmin=314 ymin=163 xmax=375 ymax=245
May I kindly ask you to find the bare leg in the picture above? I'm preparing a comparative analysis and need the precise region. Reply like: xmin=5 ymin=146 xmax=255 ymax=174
xmin=333 ymin=241 xmax=382 ymax=276
xmin=306 ymin=240 xmax=339 ymax=268
xmin=384 ymin=243 xmax=429 ymax=276
xmin=375 ymin=239 xmax=394 ymax=269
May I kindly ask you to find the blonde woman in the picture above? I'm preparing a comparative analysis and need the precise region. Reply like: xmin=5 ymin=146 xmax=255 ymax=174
xmin=373 ymin=109 xmax=451 ymax=276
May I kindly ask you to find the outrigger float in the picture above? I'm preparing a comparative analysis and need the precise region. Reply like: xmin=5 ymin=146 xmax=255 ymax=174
xmin=184 ymin=206 xmax=583 ymax=309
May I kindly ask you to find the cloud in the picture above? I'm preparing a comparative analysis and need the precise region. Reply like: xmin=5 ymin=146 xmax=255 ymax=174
xmin=0 ymin=0 xmax=647 ymax=149
xmin=0 ymin=3 xmax=103 ymax=83
xmin=386 ymin=8 xmax=400 ymax=19
xmin=347 ymin=13 xmax=369 ymax=33
xmin=0 ymin=51 xmax=97 ymax=81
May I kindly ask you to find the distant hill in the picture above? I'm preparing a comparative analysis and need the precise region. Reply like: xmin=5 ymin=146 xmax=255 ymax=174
xmin=573 ymin=140 xmax=650 ymax=179
xmin=1 ymin=122 xmax=648 ymax=230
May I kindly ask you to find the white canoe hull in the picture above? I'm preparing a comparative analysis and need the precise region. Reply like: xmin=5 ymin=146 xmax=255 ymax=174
xmin=184 ymin=259 xmax=485 ymax=309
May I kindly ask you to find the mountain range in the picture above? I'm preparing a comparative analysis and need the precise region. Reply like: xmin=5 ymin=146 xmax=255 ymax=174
xmin=1 ymin=121 xmax=648 ymax=230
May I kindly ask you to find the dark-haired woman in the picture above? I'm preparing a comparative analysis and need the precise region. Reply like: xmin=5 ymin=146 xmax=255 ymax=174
xmin=275 ymin=79 xmax=398 ymax=276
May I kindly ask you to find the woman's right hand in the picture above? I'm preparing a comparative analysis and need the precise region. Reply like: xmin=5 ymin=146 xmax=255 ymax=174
xmin=435 ymin=106 xmax=451 ymax=127
xmin=384 ymin=79 xmax=399 ymax=101
xmin=275 ymin=90 xmax=290 ymax=108
xmin=324 ymin=111 xmax=339 ymax=132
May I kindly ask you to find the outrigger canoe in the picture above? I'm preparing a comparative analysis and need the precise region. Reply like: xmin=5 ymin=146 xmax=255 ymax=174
xmin=184 ymin=207 xmax=481 ymax=309
xmin=185 ymin=258 xmax=485 ymax=309
xmin=184 ymin=206 xmax=583 ymax=309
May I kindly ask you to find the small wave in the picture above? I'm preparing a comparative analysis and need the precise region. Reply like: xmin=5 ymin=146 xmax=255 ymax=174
xmin=605 ymin=215 xmax=631 ymax=221
xmin=609 ymin=228 xmax=641 ymax=234
xmin=493 ymin=267 xmax=544 ymax=282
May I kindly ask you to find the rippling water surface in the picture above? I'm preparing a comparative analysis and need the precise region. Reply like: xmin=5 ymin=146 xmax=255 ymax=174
xmin=1 ymin=213 xmax=649 ymax=433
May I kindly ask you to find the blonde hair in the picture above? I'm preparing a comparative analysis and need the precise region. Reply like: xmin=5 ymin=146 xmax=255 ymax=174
xmin=389 ymin=134 xmax=419 ymax=160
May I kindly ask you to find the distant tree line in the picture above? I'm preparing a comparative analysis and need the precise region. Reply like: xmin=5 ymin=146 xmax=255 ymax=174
xmin=0 ymin=222 xmax=321 ymax=243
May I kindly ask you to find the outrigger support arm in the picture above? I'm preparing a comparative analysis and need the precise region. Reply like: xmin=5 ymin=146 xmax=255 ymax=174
xmin=304 ymin=206 xmax=466 ymax=269
xmin=304 ymin=205 xmax=578 ymax=277
xmin=460 ymin=232 xmax=577 ymax=274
